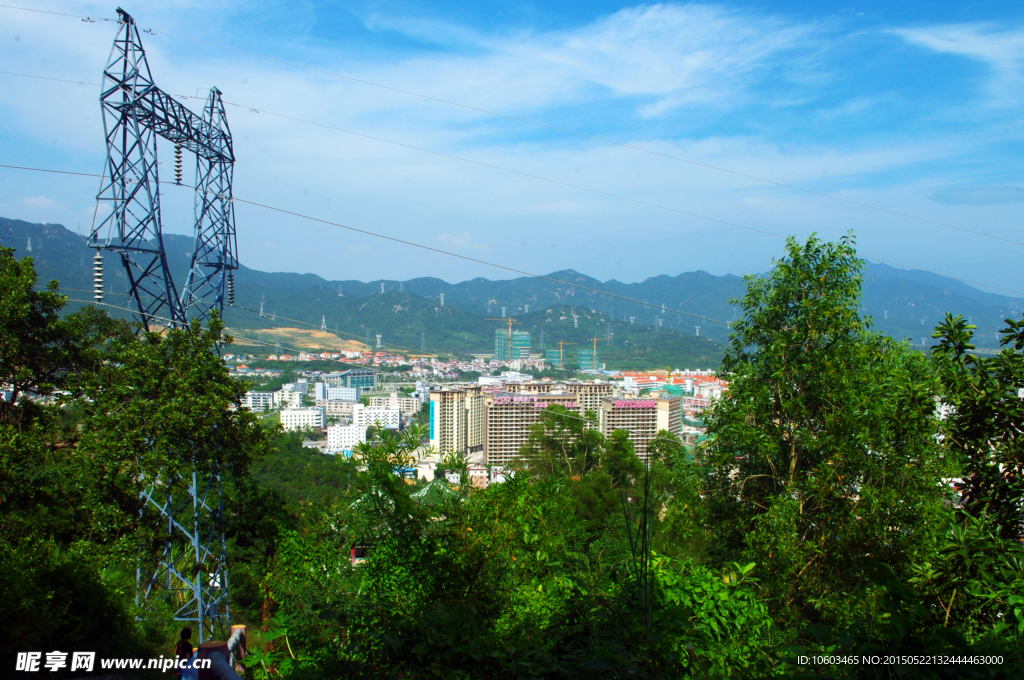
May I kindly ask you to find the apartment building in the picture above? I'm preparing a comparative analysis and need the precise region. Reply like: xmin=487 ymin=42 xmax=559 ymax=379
xmin=243 ymin=391 xmax=276 ymax=411
xmin=326 ymin=423 xmax=366 ymax=454
xmin=314 ymin=382 xmax=359 ymax=402
xmin=353 ymin=403 xmax=401 ymax=430
xmin=483 ymin=392 xmax=583 ymax=467
xmin=317 ymin=399 xmax=359 ymax=419
xmin=279 ymin=389 xmax=304 ymax=408
xmin=369 ymin=392 xmax=422 ymax=416
xmin=564 ymin=380 xmax=615 ymax=417
xmin=598 ymin=396 xmax=681 ymax=461
xmin=280 ymin=407 xmax=326 ymax=432
xmin=429 ymin=387 xmax=485 ymax=457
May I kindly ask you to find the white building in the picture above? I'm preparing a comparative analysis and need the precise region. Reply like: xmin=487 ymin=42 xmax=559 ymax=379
xmin=317 ymin=399 xmax=359 ymax=419
xmin=243 ymin=391 xmax=276 ymax=411
xmin=352 ymin=403 xmax=401 ymax=430
xmin=282 ymin=380 xmax=308 ymax=394
xmin=314 ymin=382 xmax=360 ymax=402
xmin=326 ymin=423 xmax=366 ymax=454
xmin=369 ymin=392 xmax=422 ymax=416
xmin=279 ymin=389 xmax=304 ymax=408
xmin=280 ymin=407 xmax=325 ymax=432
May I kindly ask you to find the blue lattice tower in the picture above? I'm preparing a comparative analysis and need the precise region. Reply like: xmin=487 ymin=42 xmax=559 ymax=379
xmin=180 ymin=88 xmax=238 ymax=322
xmin=89 ymin=8 xmax=236 ymax=643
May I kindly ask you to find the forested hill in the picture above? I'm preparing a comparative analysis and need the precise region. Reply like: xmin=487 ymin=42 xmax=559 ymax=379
xmin=4 ymin=216 xmax=1021 ymax=352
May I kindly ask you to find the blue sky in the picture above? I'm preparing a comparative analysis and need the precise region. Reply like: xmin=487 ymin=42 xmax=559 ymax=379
xmin=1 ymin=1 xmax=1023 ymax=294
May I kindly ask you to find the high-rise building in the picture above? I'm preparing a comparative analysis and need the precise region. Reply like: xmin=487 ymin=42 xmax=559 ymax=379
xmin=598 ymin=397 xmax=680 ymax=461
xmin=429 ymin=387 xmax=485 ymax=457
xmin=564 ymin=380 xmax=614 ymax=418
xmin=577 ymin=349 xmax=600 ymax=371
xmin=495 ymin=330 xmax=531 ymax=362
xmin=484 ymin=392 xmax=583 ymax=467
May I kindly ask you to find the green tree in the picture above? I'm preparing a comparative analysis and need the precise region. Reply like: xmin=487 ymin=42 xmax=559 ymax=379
xmin=701 ymin=233 xmax=950 ymax=624
xmin=932 ymin=313 xmax=1024 ymax=540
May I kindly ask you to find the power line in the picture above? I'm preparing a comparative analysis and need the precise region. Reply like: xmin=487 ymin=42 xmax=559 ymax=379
xmin=143 ymin=35 xmax=1024 ymax=247
xmin=231 ymin=197 xmax=733 ymax=324
xmin=231 ymin=304 xmax=428 ymax=355
xmin=6 ymin=162 xmax=1022 ymax=301
xmin=0 ymin=72 xmax=780 ymax=242
xmin=59 ymin=297 xmax=394 ymax=373
xmin=2 ymin=164 xmax=734 ymax=322
xmin=5 ymin=66 xmax=1017 ymax=251
xmin=0 ymin=69 xmax=100 ymax=87
xmin=214 ymin=99 xmax=786 ymax=242
xmin=231 ymin=196 xmax=1024 ymax=301
xmin=0 ymin=3 xmax=114 ymax=21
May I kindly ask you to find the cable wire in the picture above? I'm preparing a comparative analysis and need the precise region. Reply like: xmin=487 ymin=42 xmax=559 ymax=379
xmin=230 ymin=304 xmax=429 ymax=355
xmin=60 ymin=297 xmax=394 ymax=373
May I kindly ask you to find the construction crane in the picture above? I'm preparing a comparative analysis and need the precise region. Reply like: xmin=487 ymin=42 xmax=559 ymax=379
xmin=584 ymin=337 xmax=606 ymax=371
xmin=555 ymin=341 xmax=576 ymax=370
xmin=486 ymin=317 xmax=520 ymax=362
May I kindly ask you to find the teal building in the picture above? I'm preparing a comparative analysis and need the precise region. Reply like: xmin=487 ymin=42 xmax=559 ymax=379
xmin=495 ymin=330 xmax=531 ymax=361
xmin=577 ymin=349 xmax=600 ymax=371
xmin=545 ymin=349 xmax=566 ymax=369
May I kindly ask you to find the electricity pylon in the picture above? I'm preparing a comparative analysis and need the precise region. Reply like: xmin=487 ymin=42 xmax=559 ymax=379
xmin=89 ymin=9 xmax=237 ymax=642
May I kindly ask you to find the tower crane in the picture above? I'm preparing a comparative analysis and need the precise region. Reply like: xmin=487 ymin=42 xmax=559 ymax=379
xmin=585 ymin=337 xmax=605 ymax=371
xmin=554 ymin=341 xmax=576 ymax=370
xmin=485 ymin=317 xmax=520 ymax=362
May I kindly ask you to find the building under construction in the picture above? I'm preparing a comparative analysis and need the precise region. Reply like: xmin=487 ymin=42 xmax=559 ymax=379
xmin=577 ymin=349 xmax=600 ymax=371
xmin=495 ymin=330 xmax=531 ymax=361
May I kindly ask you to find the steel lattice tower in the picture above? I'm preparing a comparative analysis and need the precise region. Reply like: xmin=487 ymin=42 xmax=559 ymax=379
xmin=88 ymin=8 xmax=237 ymax=642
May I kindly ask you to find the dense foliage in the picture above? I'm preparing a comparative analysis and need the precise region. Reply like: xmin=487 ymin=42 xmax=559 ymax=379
xmin=2 ymin=235 xmax=1023 ymax=678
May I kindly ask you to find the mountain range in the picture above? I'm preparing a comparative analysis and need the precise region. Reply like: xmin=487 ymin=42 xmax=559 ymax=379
xmin=4 ymin=217 xmax=1021 ymax=369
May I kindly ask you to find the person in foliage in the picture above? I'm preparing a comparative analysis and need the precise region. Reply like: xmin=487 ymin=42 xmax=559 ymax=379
xmin=175 ymin=627 xmax=193 ymax=677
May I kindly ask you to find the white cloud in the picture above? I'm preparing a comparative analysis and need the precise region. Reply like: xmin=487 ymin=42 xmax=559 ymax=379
xmin=23 ymin=195 xmax=64 ymax=211
xmin=894 ymin=23 xmax=1024 ymax=101
xmin=356 ymin=3 xmax=815 ymax=118
xmin=438 ymin=231 xmax=490 ymax=253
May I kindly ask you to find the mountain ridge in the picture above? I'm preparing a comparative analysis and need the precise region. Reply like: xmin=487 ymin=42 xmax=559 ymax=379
xmin=3 ymin=216 xmax=1020 ymax=353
